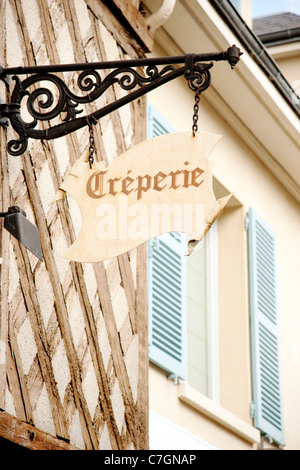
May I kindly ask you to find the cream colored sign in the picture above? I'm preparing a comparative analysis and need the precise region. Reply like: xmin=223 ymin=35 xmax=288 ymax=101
xmin=53 ymin=132 xmax=231 ymax=262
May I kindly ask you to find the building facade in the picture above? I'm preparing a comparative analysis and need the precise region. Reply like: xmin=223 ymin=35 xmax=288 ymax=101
xmin=0 ymin=0 xmax=149 ymax=450
xmin=145 ymin=0 xmax=300 ymax=451
xmin=0 ymin=0 xmax=300 ymax=451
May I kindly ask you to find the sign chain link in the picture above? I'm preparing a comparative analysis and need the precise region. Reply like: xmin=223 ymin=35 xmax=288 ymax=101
xmin=88 ymin=119 xmax=96 ymax=169
xmin=192 ymin=88 xmax=201 ymax=136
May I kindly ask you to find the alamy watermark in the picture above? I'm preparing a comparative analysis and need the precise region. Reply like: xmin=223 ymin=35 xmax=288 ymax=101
xmin=95 ymin=196 xmax=206 ymax=242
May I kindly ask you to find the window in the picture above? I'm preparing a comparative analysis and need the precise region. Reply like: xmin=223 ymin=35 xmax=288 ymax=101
xmin=247 ymin=208 xmax=285 ymax=446
xmin=147 ymin=104 xmax=219 ymax=400
xmin=147 ymin=106 xmax=285 ymax=443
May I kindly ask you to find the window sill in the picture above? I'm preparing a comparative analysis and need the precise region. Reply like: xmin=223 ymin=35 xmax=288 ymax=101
xmin=177 ymin=384 xmax=260 ymax=444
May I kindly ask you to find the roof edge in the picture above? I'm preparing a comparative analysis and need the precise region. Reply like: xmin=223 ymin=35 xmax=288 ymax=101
xmin=209 ymin=0 xmax=300 ymax=117
xmin=258 ymin=27 xmax=300 ymax=46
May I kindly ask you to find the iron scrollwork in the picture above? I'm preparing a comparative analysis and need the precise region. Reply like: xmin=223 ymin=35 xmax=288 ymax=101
xmin=6 ymin=64 xmax=182 ymax=156
xmin=0 ymin=45 xmax=242 ymax=155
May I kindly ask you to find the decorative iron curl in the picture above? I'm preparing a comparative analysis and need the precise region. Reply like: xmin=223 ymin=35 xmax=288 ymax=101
xmin=186 ymin=63 xmax=213 ymax=93
xmin=6 ymin=65 xmax=179 ymax=156
xmin=101 ymin=64 xmax=176 ymax=91
xmin=7 ymin=137 xmax=28 ymax=157
xmin=0 ymin=45 xmax=242 ymax=156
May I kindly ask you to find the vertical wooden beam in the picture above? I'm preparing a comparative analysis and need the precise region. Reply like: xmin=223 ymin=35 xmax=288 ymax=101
xmin=135 ymin=243 xmax=149 ymax=449
xmin=132 ymin=95 xmax=149 ymax=450
xmin=0 ymin=0 xmax=9 ymax=410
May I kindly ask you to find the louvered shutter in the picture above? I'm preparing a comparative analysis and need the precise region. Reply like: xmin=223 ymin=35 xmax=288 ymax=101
xmin=247 ymin=208 xmax=285 ymax=446
xmin=147 ymin=104 xmax=187 ymax=380
xmin=148 ymin=234 xmax=187 ymax=379
xmin=147 ymin=103 xmax=176 ymax=137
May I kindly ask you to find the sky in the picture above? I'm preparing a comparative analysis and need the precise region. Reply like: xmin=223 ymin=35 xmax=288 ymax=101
xmin=252 ymin=0 xmax=300 ymax=17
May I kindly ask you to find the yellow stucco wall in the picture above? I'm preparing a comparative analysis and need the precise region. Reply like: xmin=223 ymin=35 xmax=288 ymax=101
xmin=147 ymin=39 xmax=300 ymax=450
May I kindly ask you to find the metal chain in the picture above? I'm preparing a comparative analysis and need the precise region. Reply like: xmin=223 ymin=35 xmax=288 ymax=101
xmin=192 ymin=88 xmax=201 ymax=136
xmin=88 ymin=120 xmax=95 ymax=169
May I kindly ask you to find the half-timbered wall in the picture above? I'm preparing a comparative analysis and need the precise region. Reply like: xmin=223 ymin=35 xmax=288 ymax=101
xmin=0 ymin=0 xmax=148 ymax=450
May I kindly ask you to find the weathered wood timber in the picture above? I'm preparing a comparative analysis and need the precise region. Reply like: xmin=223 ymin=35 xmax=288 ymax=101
xmin=0 ymin=0 xmax=148 ymax=450
xmin=84 ymin=0 xmax=146 ymax=59
xmin=0 ymin=0 xmax=9 ymax=411
xmin=104 ymin=0 xmax=154 ymax=51
xmin=0 ymin=410 xmax=78 ymax=450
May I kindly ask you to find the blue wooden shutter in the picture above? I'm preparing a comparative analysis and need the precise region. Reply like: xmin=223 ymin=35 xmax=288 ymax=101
xmin=147 ymin=103 xmax=176 ymax=138
xmin=247 ymin=208 xmax=285 ymax=446
xmin=147 ymin=104 xmax=187 ymax=380
xmin=148 ymin=234 xmax=187 ymax=379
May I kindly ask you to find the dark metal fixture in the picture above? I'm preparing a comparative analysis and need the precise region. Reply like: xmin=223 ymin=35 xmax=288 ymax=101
xmin=0 ymin=45 xmax=242 ymax=156
xmin=0 ymin=206 xmax=43 ymax=261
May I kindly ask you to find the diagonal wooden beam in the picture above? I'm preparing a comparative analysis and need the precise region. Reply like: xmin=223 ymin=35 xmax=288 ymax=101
xmin=6 ymin=321 xmax=34 ymax=424
xmin=11 ymin=239 xmax=70 ymax=441
xmin=0 ymin=410 xmax=78 ymax=450
xmin=93 ymin=261 xmax=137 ymax=448
xmin=104 ymin=0 xmax=154 ymax=52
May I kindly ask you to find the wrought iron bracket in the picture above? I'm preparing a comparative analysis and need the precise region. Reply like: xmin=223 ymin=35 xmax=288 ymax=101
xmin=0 ymin=99 xmax=12 ymax=129
xmin=0 ymin=45 xmax=242 ymax=156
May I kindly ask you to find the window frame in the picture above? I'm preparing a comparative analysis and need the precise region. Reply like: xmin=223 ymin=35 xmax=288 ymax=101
xmin=147 ymin=103 xmax=220 ymax=401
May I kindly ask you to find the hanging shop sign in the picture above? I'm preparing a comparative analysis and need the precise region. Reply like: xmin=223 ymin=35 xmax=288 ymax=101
xmin=53 ymin=132 xmax=231 ymax=262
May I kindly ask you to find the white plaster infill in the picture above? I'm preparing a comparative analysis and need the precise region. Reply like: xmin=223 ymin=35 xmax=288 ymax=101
xmin=178 ymin=384 xmax=260 ymax=444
